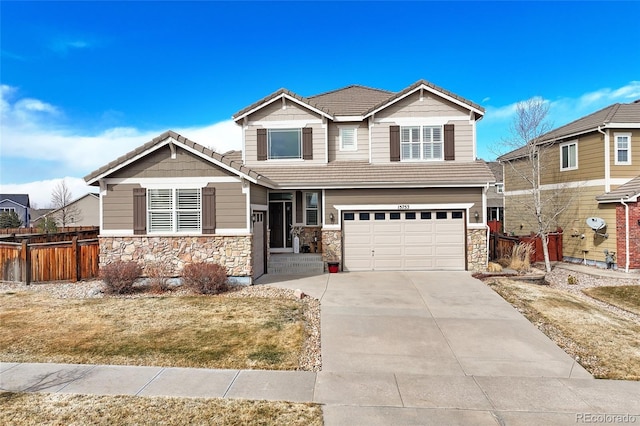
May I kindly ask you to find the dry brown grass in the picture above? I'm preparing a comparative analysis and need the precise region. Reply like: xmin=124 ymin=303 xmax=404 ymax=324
xmin=487 ymin=278 xmax=640 ymax=380
xmin=583 ymin=286 xmax=640 ymax=317
xmin=508 ymin=242 xmax=533 ymax=273
xmin=0 ymin=291 xmax=306 ymax=370
xmin=0 ymin=392 xmax=322 ymax=426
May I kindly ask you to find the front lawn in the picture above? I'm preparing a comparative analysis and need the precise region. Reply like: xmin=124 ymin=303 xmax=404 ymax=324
xmin=486 ymin=278 xmax=640 ymax=380
xmin=0 ymin=290 xmax=308 ymax=370
xmin=0 ymin=392 xmax=322 ymax=426
xmin=583 ymin=285 xmax=640 ymax=317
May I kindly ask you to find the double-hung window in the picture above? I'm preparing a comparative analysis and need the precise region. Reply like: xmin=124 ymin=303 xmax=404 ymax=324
xmin=615 ymin=133 xmax=631 ymax=165
xmin=560 ymin=141 xmax=578 ymax=171
xmin=305 ymin=192 xmax=319 ymax=226
xmin=268 ymin=129 xmax=302 ymax=159
xmin=148 ymin=188 xmax=201 ymax=233
xmin=400 ymin=125 xmax=443 ymax=161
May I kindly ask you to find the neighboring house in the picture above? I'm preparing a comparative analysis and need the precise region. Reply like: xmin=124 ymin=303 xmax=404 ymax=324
xmin=486 ymin=161 xmax=504 ymax=229
xmin=38 ymin=193 xmax=100 ymax=227
xmin=85 ymin=80 xmax=495 ymax=282
xmin=30 ymin=209 xmax=54 ymax=227
xmin=499 ymin=100 xmax=640 ymax=272
xmin=0 ymin=194 xmax=30 ymax=227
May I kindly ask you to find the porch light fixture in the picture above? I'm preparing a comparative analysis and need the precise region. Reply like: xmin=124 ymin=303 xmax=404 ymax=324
xmin=251 ymin=213 xmax=256 ymax=223
xmin=330 ymin=213 xmax=335 ymax=224
xmin=474 ymin=211 xmax=479 ymax=222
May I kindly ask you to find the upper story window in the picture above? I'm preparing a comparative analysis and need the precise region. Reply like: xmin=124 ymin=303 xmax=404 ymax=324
xmin=615 ymin=133 xmax=632 ymax=165
xmin=148 ymin=188 xmax=201 ymax=233
xmin=400 ymin=125 xmax=442 ymax=161
xmin=1 ymin=207 xmax=16 ymax=213
xmin=496 ymin=183 xmax=504 ymax=193
xmin=268 ymin=129 xmax=302 ymax=159
xmin=560 ymin=141 xmax=578 ymax=171
xmin=339 ymin=127 xmax=357 ymax=151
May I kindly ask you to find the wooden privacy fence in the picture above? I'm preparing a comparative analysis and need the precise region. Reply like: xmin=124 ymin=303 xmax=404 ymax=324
xmin=0 ymin=226 xmax=98 ymax=235
xmin=489 ymin=231 xmax=563 ymax=263
xmin=0 ymin=237 xmax=99 ymax=284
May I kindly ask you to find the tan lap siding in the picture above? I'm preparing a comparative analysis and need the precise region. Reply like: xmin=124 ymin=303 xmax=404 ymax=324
xmin=115 ymin=146 xmax=235 ymax=178
xmin=103 ymin=183 xmax=137 ymax=230
xmin=211 ymin=182 xmax=247 ymax=229
xmin=328 ymin=121 xmax=369 ymax=161
xmin=325 ymin=187 xmax=483 ymax=222
xmin=250 ymin=183 xmax=268 ymax=205
xmin=610 ymin=129 xmax=639 ymax=178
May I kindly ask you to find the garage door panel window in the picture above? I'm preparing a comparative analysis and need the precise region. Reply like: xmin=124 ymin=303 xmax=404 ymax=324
xmin=421 ymin=212 xmax=432 ymax=220
xmin=359 ymin=213 xmax=370 ymax=220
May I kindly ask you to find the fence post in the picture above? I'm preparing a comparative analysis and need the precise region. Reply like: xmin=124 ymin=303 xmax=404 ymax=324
xmin=21 ymin=240 xmax=31 ymax=285
xmin=72 ymin=236 xmax=79 ymax=282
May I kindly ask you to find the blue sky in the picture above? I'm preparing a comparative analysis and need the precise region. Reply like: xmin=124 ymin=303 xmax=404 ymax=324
xmin=1 ymin=1 xmax=639 ymax=207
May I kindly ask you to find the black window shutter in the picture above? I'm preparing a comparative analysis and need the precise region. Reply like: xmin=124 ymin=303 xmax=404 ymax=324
xmin=303 ymin=127 xmax=313 ymax=160
xmin=202 ymin=187 xmax=216 ymax=234
xmin=444 ymin=124 xmax=455 ymax=161
xmin=133 ymin=187 xmax=146 ymax=235
xmin=296 ymin=190 xmax=303 ymax=223
xmin=390 ymin=125 xmax=400 ymax=162
xmin=257 ymin=128 xmax=267 ymax=161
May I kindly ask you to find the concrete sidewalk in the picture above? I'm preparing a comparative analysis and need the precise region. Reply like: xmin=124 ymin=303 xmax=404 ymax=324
xmin=2 ymin=271 xmax=640 ymax=425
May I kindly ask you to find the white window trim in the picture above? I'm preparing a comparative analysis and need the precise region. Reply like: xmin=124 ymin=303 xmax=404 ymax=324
xmin=1 ymin=207 xmax=16 ymax=212
xmin=267 ymin=128 xmax=302 ymax=160
xmin=560 ymin=140 xmax=578 ymax=171
xmin=400 ymin=125 xmax=444 ymax=162
xmin=614 ymin=132 xmax=632 ymax=165
xmin=304 ymin=191 xmax=319 ymax=226
xmin=147 ymin=188 xmax=202 ymax=234
xmin=495 ymin=183 xmax=504 ymax=194
xmin=338 ymin=126 xmax=358 ymax=151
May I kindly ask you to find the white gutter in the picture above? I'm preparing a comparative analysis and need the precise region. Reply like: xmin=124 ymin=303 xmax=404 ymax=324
xmin=620 ymin=198 xmax=630 ymax=273
xmin=597 ymin=126 xmax=610 ymax=192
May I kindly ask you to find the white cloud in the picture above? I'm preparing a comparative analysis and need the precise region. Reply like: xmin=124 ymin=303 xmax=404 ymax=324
xmin=0 ymin=177 xmax=96 ymax=210
xmin=50 ymin=38 xmax=93 ymax=54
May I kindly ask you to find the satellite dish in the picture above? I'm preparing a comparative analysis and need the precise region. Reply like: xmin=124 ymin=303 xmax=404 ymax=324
xmin=586 ymin=217 xmax=606 ymax=231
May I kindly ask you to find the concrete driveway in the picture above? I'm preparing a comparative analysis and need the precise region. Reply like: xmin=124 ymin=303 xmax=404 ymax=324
xmin=258 ymin=271 xmax=590 ymax=378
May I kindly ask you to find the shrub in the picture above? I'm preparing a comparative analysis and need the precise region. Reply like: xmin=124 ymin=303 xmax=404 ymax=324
xmin=508 ymin=242 xmax=533 ymax=273
xmin=567 ymin=275 xmax=578 ymax=285
xmin=145 ymin=262 xmax=172 ymax=293
xmin=182 ymin=262 xmax=229 ymax=294
xmin=100 ymin=261 xmax=142 ymax=294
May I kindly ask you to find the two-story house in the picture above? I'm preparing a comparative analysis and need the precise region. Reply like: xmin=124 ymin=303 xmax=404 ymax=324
xmin=0 ymin=194 xmax=30 ymax=227
xmin=499 ymin=100 xmax=640 ymax=272
xmin=85 ymin=80 xmax=495 ymax=282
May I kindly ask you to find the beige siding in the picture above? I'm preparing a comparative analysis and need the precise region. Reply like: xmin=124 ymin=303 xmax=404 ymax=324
xmin=248 ymin=99 xmax=319 ymax=122
xmin=371 ymin=92 xmax=475 ymax=163
xmin=610 ymin=129 xmax=640 ymax=178
xmin=68 ymin=195 xmax=99 ymax=226
xmin=328 ymin=121 xmax=369 ymax=161
xmin=103 ymin=183 xmax=137 ymax=230
xmin=211 ymin=182 xmax=246 ymax=229
xmin=503 ymin=185 xmax=617 ymax=265
xmin=244 ymin=123 xmax=326 ymax=166
xmin=325 ymin=187 xmax=483 ymax=222
xmin=115 ymin=146 xmax=235 ymax=178
xmin=250 ymin=184 xmax=268 ymax=205
xmin=539 ymin=133 xmax=605 ymax=185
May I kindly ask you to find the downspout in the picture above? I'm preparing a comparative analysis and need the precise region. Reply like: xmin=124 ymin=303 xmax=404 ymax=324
xmin=597 ymin=126 xmax=610 ymax=192
xmin=620 ymin=198 xmax=630 ymax=273
xmin=484 ymin=182 xmax=490 ymax=269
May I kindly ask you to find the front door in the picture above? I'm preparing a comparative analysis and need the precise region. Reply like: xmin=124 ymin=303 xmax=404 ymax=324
xmin=269 ymin=201 xmax=293 ymax=250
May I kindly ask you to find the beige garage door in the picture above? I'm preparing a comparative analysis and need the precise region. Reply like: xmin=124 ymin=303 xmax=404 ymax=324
xmin=343 ymin=211 xmax=466 ymax=271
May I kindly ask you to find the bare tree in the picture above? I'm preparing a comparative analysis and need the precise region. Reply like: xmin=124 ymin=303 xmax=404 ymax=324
xmin=497 ymin=98 xmax=577 ymax=272
xmin=51 ymin=180 xmax=82 ymax=227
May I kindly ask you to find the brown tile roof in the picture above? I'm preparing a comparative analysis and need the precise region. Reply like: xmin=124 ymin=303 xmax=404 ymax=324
xmin=596 ymin=175 xmax=640 ymax=202
xmin=233 ymin=80 xmax=485 ymax=121
xmin=248 ymin=160 xmax=495 ymax=188
xmin=307 ymin=85 xmax=393 ymax=116
xmin=83 ymin=131 xmax=277 ymax=186
xmin=499 ymin=101 xmax=640 ymax=161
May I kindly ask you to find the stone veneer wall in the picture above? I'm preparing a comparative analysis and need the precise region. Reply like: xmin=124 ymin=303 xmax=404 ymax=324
xmin=322 ymin=230 xmax=342 ymax=264
xmin=100 ymin=236 xmax=253 ymax=277
xmin=467 ymin=229 xmax=488 ymax=271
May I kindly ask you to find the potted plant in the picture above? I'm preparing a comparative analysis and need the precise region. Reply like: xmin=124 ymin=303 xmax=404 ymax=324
xmin=290 ymin=225 xmax=304 ymax=254
xmin=327 ymin=259 xmax=340 ymax=273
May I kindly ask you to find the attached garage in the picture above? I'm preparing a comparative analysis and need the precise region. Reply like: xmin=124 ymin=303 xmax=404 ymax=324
xmin=342 ymin=210 xmax=466 ymax=271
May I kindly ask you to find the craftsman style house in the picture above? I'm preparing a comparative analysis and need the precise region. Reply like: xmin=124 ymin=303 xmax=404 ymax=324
xmin=85 ymin=80 xmax=495 ymax=282
xmin=499 ymin=100 xmax=640 ymax=272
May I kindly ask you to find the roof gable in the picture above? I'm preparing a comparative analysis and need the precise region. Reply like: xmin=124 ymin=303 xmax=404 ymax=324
xmin=0 ymin=194 xmax=30 ymax=208
xmin=84 ymin=131 xmax=276 ymax=187
xmin=596 ymin=175 xmax=640 ymax=203
xmin=232 ymin=89 xmax=333 ymax=122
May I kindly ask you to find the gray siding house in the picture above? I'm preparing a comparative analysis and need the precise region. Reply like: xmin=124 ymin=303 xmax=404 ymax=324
xmin=0 ymin=194 xmax=30 ymax=227
xmin=86 ymin=80 xmax=495 ymax=282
